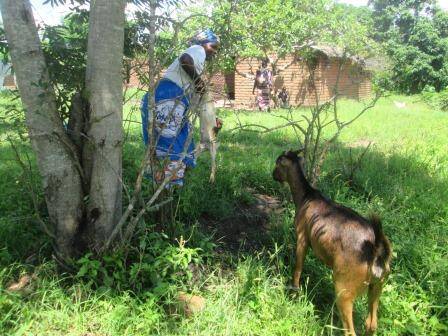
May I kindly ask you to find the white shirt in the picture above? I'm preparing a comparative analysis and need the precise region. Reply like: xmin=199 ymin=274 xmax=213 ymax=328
xmin=163 ymin=45 xmax=206 ymax=91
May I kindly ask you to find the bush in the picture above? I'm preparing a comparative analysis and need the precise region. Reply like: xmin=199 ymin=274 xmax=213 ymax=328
xmin=421 ymin=86 xmax=448 ymax=111
xmin=74 ymin=227 xmax=205 ymax=296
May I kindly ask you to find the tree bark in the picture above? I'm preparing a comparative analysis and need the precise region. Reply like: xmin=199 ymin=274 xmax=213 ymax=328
xmin=84 ymin=0 xmax=126 ymax=249
xmin=0 ymin=0 xmax=84 ymax=257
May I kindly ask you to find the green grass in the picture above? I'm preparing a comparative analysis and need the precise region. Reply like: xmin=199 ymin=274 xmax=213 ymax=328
xmin=1 ymin=92 xmax=447 ymax=335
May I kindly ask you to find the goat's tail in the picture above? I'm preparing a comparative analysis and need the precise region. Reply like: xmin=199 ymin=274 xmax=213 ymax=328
xmin=369 ymin=214 xmax=392 ymax=281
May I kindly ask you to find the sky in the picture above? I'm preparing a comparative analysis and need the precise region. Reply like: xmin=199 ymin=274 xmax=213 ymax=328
xmin=29 ymin=0 xmax=448 ymax=26
xmin=337 ymin=0 xmax=448 ymax=9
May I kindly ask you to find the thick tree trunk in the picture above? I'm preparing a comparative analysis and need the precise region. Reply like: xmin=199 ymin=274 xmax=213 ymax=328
xmin=84 ymin=0 xmax=126 ymax=249
xmin=0 ymin=0 xmax=84 ymax=257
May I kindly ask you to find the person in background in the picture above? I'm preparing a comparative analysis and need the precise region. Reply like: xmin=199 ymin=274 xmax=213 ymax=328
xmin=140 ymin=29 xmax=220 ymax=187
xmin=252 ymin=59 xmax=273 ymax=111
xmin=277 ymin=87 xmax=289 ymax=109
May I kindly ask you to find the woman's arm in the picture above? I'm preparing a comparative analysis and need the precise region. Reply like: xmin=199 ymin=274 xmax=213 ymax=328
xmin=268 ymin=70 xmax=273 ymax=89
xmin=180 ymin=53 xmax=205 ymax=94
xmin=252 ymin=70 xmax=259 ymax=94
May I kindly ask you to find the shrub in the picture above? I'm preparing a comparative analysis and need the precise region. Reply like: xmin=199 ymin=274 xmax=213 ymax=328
xmin=74 ymin=228 xmax=204 ymax=296
xmin=421 ymin=86 xmax=448 ymax=111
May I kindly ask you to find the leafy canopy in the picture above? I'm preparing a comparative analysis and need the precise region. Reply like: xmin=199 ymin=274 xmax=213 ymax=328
xmin=370 ymin=0 xmax=448 ymax=93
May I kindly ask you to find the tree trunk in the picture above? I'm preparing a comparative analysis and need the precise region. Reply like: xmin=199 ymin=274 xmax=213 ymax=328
xmin=0 ymin=0 xmax=84 ymax=257
xmin=84 ymin=0 xmax=126 ymax=249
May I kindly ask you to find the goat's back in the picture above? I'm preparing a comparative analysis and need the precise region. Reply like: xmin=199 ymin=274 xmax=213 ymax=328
xmin=303 ymin=197 xmax=391 ymax=278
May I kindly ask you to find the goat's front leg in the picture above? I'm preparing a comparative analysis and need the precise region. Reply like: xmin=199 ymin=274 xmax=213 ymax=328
xmin=209 ymin=141 xmax=217 ymax=183
xmin=195 ymin=143 xmax=205 ymax=156
xmin=293 ymin=228 xmax=308 ymax=288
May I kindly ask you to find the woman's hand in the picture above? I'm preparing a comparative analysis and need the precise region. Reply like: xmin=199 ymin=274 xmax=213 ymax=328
xmin=213 ymin=118 xmax=223 ymax=133
xmin=215 ymin=118 xmax=223 ymax=129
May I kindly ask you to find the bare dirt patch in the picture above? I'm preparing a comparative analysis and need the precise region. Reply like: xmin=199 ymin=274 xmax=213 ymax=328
xmin=199 ymin=188 xmax=283 ymax=253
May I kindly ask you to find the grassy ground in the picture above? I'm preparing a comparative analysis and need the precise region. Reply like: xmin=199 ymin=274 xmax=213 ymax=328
xmin=0 ymin=92 xmax=447 ymax=335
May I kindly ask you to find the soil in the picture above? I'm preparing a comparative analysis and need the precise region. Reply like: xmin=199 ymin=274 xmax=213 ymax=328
xmin=199 ymin=189 xmax=284 ymax=253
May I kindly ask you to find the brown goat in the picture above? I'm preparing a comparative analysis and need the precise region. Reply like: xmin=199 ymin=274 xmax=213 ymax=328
xmin=193 ymin=91 xmax=222 ymax=183
xmin=273 ymin=150 xmax=392 ymax=336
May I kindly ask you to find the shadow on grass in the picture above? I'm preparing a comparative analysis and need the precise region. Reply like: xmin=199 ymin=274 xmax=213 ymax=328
xmin=182 ymin=128 xmax=447 ymax=250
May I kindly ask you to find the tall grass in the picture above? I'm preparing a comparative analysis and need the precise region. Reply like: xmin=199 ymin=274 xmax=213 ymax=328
xmin=0 ymin=93 xmax=447 ymax=335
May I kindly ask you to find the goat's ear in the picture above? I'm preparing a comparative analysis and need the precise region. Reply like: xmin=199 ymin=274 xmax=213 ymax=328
xmin=289 ymin=148 xmax=304 ymax=157
xmin=285 ymin=150 xmax=297 ymax=158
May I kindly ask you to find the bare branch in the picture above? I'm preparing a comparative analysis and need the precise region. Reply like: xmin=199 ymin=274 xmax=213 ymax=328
xmin=229 ymin=119 xmax=307 ymax=134
xmin=122 ymin=196 xmax=173 ymax=243
xmin=7 ymin=136 xmax=56 ymax=239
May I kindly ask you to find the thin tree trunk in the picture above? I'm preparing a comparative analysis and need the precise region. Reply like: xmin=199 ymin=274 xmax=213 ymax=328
xmin=0 ymin=0 xmax=84 ymax=257
xmin=84 ymin=0 xmax=126 ymax=249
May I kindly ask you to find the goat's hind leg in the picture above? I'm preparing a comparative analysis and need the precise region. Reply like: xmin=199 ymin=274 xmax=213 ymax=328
xmin=333 ymin=265 xmax=369 ymax=336
xmin=334 ymin=280 xmax=358 ymax=336
xmin=365 ymin=281 xmax=384 ymax=335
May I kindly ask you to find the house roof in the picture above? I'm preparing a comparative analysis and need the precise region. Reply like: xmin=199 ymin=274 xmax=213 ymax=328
xmin=309 ymin=44 xmax=365 ymax=64
xmin=309 ymin=44 xmax=348 ymax=58
xmin=308 ymin=44 xmax=388 ymax=72
xmin=362 ymin=56 xmax=390 ymax=72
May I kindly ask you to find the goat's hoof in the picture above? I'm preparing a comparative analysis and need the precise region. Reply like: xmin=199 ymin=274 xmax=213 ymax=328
xmin=365 ymin=324 xmax=377 ymax=335
xmin=286 ymin=285 xmax=301 ymax=292
xmin=365 ymin=320 xmax=377 ymax=335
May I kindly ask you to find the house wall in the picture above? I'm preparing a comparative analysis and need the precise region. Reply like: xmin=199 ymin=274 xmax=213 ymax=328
xmin=0 ymin=63 xmax=16 ymax=89
xmin=357 ymin=74 xmax=373 ymax=100
xmin=2 ymin=74 xmax=16 ymax=89
xmin=234 ymin=55 xmax=372 ymax=109
xmin=208 ymin=71 xmax=235 ymax=101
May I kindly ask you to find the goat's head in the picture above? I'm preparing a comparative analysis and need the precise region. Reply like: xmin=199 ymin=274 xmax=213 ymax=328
xmin=273 ymin=150 xmax=305 ymax=183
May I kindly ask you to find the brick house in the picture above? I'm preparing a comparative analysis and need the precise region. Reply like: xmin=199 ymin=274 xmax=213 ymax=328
xmin=212 ymin=45 xmax=373 ymax=109
xmin=0 ymin=63 xmax=16 ymax=90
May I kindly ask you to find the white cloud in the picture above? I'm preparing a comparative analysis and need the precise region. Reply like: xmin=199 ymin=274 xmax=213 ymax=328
xmin=30 ymin=0 xmax=74 ymax=26
xmin=437 ymin=0 xmax=448 ymax=10
xmin=30 ymin=1 xmax=96 ymax=26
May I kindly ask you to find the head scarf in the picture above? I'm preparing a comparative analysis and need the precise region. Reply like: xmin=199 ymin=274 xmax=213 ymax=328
xmin=189 ymin=28 xmax=220 ymax=46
